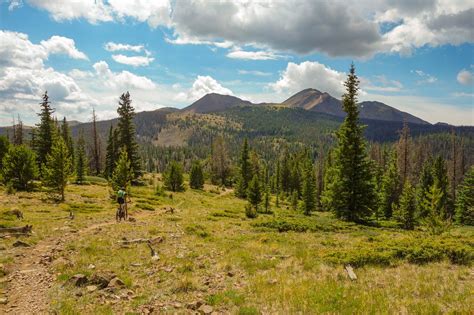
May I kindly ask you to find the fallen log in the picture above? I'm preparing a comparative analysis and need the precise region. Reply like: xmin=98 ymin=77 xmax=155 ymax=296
xmin=0 ymin=225 xmax=32 ymax=234
xmin=0 ymin=232 xmax=31 ymax=239
xmin=345 ymin=264 xmax=357 ymax=280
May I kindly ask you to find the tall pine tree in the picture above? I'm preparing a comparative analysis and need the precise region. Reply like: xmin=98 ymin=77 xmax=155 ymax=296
xmin=61 ymin=117 xmax=74 ymax=164
xmin=190 ymin=160 xmax=205 ymax=189
xmin=236 ymin=138 xmax=251 ymax=198
xmin=378 ymin=151 xmax=401 ymax=219
xmin=75 ymin=130 xmax=87 ymax=184
xmin=455 ymin=166 xmax=474 ymax=225
xmin=117 ymin=92 xmax=141 ymax=179
xmin=36 ymin=91 xmax=55 ymax=170
xmin=394 ymin=181 xmax=416 ymax=230
xmin=209 ymin=136 xmax=231 ymax=186
xmin=302 ymin=161 xmax=316 ymax=216
xmin=43 ymin=137 xmax=73 ymax=201
xmin=104 ymin=125 xmax=119 ymax=179
xmin=322 ymin=64 xmax=376 ymax=222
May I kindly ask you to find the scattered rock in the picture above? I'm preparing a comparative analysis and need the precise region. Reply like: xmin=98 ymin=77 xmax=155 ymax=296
xmin=90 ymin=272 xmax=116 ymax=289
xmin=88 ymin=264 xmax=96 ymax=270
xmin=173 ymin=302 xmax=183 ymax=308
xmin=86 ymin=285 xmax=98 ymax=292
xmin=70 ymin=274 xmax=88 ymax=287
xmin=151 ymin=254 xmax=160 ymax=261
xmin=0 ymin=297 xmax=7 ymax=304
xmin=187 ymin=300 xmax=203 ymax=310
xmin=198 ymin=304 xmax=213 ymax=314
xmin=12 ymin=240 xmax=31 ymax=247
xmin=108 ymin=277 xmax=125 ymax=289
xmin=267 ymin=279 xmax=277 ymax=285
xmin=130 ymin=263 xmax=142 ymax=267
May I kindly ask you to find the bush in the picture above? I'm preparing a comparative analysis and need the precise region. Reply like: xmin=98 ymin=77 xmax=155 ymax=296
xmin=245 ymin=203 xmax=258 ymax=219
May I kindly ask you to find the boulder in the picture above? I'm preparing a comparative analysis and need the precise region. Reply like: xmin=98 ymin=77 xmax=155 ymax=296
xmin=70 ymin=274 xmax=88 ymax=287
xmin=198 ymin=304 xmax=213 ymax=314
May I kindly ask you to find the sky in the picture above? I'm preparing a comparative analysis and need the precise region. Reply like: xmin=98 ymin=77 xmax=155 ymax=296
xmin=0 ymin=0 xmax=473 ymax=126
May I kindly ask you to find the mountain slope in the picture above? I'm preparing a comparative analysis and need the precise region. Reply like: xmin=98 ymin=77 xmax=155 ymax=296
xmin=182 ymin=93 xmax=253 ymax=113
xmin=281 ymin=88 xmax=428 ymax=124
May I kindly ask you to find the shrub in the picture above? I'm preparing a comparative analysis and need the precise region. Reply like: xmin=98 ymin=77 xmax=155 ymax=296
xmin=245 ymin=203 xmax=257 ymax=219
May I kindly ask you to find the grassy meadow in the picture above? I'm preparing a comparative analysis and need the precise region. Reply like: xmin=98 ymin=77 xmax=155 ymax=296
xmin=0 ymin=175 xmax=473 ymax=314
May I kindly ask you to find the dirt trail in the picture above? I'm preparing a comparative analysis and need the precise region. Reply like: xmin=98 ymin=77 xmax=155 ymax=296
xmin=1 ymin=212 xmax=154 ymax=314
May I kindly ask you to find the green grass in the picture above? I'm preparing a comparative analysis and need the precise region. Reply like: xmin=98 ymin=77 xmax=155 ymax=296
xmin=1 ymin=175 xmax=473 ymax=314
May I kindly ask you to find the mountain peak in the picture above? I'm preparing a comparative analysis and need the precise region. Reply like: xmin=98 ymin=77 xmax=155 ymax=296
xmin=182 ymin=93 xmax=252 ymax=113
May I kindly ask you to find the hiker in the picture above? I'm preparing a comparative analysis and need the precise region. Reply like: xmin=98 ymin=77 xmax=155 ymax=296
xmin=117 ymin=187 xmax=130 ymax=220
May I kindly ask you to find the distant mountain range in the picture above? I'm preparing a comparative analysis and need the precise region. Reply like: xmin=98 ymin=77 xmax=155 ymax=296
xmin=182 ymin=88 xmax=429 ymax=125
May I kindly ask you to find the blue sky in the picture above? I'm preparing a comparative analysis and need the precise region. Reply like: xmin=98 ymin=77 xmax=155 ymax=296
xmin=0 ymin=0 xmax=473 ymax=125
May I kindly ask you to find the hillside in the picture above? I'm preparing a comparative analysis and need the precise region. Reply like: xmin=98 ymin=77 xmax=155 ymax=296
xmin=182 ymin=93 xmax=253 ymax=113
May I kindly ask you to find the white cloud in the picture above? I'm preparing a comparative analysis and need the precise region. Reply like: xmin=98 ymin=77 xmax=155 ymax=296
xmin=457 ymin=69 xmax=473 ymax=85
xmin=104 ymin=42 xmax=144 ymax=53
xmin=412 ymin=70 xmax=437 ymax=84
xmin=16 ymin=1 xmax=474 ymax=58
xmin=111 ymin=54 xmax=154 ymax=67
xmin=238 ymin=70 xmax=272 ymax=76
xmin=27 ymin=0 xmax=114 ymax=23
xmin=227 ymin=50 xmax=282 ymax=60
xmin=8 ymin=0 xmax=22 ymax=11
xmin=363 ymin=75 xmax=403 ymax=92
xmin=26 ymin=0 xmax=171 ymax=27
xmin=107 ymin=0 xmax=172 ymax=28
xmin=269 ymin=61 xmax=346 ymax=97
xmin=176 ymin=75 xmax=233 ymax=102
xmin=93 ymin=61 xmax=156 ymax=90
xmin=40 ymin=35 xmax=88 ymax=60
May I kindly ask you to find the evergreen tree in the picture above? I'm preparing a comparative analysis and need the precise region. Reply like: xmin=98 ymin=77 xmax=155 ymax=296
xmin=394 ymin=181 xmax=416 ymax=230
xmin=111 ymin=149 xmax=132 ymax=192
xmin=117 ymin=92 xmax=141 ymax=179
xmin=397 ymin=122 xmax=410 ymax=183
xmin=164 ymin=161 xmax=185 ymax=192
xmin=422 ymin=182 xmax=451 ymax=235
xmin=236 ymin=138 xmax=251 ymax=198
xmin=104 ymin=125 xmax=119 ymax=179
xmin=291 ymin=190 xmax=299 ymax=211
xmin=91 ymin=109 xmax=101 ymax=175
xmin=280 ymin=153 xmax=291 ymax=194
xmin=455 ymin=166 xmax=474 ymax=225
xmin=13 ymin=115 xmax=23 ymax=145
xmin=190 ymin=160 xmax=205 ymax=189
xmin=379 ymin=151 xmax=401 ymax=219
xmin=321 ymin=64 xmax=376 ymax=222
xmin=75 ymin=131 xmax=87 ymax=184
xmin=35 ymin=91 xmax=55 ymax=169
xmin=417 ymin=158 xmax=434 ymax=219
xmin=0 ymin=135 xmax=10 ymax=170
xmin=432 ymin=156 xmax=452 ymax=219
xmin=247 ymin=174 xmax=262 ymax=212
xmin=302 ymin=162 xmax=316 ymax=216
xmin=61 ymin=117 xmax=74 ymax=163
xmin=263 ymin=186 xmax=270 ymax=213
xmin=315 ymin=154 xmax=324 ymax=210
xmin=1 ymin=145 xmax=38 ymax=190
xmin=209 ymin=135 xmax=231 ymax=186
xmin=275 ymin=160 xmax=281 ymax=207
xmin=43 ymin=137 xmax=73 ymax=201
